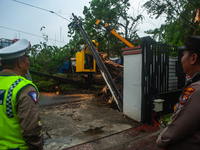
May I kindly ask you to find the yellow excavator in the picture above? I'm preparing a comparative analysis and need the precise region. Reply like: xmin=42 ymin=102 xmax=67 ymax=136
xmin=95 ymin=19 xmax=134 ymax=48
xmin=76 ymin=19 xmax=134 ymax=72
xmin=76 ymin=40 xmax=98 ymax=73
xmin=76 ymin=19 xmax=134 ymax=73
xmin=71 ymin=14 xmax=129 ymax=111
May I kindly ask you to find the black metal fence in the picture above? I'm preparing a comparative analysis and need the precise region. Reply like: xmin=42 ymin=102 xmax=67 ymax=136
xmin=141 ymin=36 xmax=185 ymax=124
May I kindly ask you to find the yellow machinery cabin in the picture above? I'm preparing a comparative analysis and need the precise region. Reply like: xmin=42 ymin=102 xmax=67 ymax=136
xmin=76 ymin=51 xmax=96 ymax=72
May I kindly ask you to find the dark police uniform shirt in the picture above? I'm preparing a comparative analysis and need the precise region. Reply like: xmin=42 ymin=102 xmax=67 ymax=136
xmin=156 ymin=72 xmax=200 ymax=150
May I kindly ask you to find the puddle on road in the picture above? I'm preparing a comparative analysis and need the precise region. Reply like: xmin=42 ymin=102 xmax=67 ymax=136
xmin=84 ymin=129 xmax=105 ymax=135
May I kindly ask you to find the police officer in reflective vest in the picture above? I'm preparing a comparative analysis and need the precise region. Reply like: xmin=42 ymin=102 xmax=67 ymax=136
xmin=156 ymin=36 xmax=200 ymax=150
xmin=0 ymin=39 xmax=43 ymax=150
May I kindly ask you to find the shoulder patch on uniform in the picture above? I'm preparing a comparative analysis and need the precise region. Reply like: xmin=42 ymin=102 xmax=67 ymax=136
xmin=28 ymin=91 xmax=37 ymax=104
xmin=180 ymin=87 xmax=195 ymax=105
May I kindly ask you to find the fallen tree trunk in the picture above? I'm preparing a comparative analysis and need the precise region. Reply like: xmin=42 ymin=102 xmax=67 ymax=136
xmin=92 ymin=74 xmax=105 ymax=85
xmin=95 ymin=52 xmax=124 ymax=108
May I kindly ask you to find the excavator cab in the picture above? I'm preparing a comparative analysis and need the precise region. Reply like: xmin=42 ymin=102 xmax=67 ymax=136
xmin=76 ymin=51 xmax=96 ymax=72
xmin=76 ymin=40 xmax=98 ymax=73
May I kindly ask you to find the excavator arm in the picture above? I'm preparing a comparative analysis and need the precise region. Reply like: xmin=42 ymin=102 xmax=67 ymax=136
xmin=95 ymin=19 xmax=134 ymax=48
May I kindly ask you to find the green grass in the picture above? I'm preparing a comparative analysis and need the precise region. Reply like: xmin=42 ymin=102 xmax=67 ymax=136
xmin=163 ymin=113 xmax=173 ymax=123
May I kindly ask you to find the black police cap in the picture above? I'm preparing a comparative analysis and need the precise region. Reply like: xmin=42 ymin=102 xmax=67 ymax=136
xmin=179 ymin=36 xmax=200 ymax=52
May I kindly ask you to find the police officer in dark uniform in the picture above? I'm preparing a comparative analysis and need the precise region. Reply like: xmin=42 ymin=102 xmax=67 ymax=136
xmin=0 ymin=39 xmax=43 ymax=150
xmin=156 ymin=36 xmax=200 ymax=150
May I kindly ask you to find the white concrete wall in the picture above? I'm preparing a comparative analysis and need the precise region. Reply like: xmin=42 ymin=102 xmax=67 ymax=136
xmin=123 ymin=53 xmax=142 ymax=122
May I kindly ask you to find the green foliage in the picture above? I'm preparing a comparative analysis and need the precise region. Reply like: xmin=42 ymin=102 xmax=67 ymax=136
xmin=60 ymin=84 xmax=75 ymax=90
xmin=89 ymin=85 xmax=103 ymax=91
xmin=55 ymin=73 xmax=67 ymax=78
xmin=31 ymin=74 xmax=57 ymax=92
xmin=68 ymin=0 xmax=143 ymax=58
xmin=31 ymin=73 xmax=82 ymax=92
xmin=159 ymin=113 xmax=173 ymax=127
xmin=163 ymin=113 xmax=173 ymax=123
xmin=29 ymin=44 xmax=73 ymax=91
xmin=143 ymin=0 xmax=200 ymax=49
xmin=29 ymin=43 xmax=71 ymax=73
xmin=34 ymin=80 xmax=55 ymax=92
xmin=31 ymin=74 xmax=46 ymax=83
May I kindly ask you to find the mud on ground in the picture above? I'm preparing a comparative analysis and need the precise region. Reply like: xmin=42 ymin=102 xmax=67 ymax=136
xmin=39 ymin=92 xmax=140 ymax=150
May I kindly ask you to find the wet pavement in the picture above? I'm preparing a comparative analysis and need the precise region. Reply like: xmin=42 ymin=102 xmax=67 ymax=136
xmin=65 ymin=125 xmax=162 ymax=150
xmin=39 ymin=92 xmax=163 ymax=150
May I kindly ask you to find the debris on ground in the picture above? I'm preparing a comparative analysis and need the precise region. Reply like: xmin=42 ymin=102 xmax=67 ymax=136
xmin=32 ymin=52 xmax=124 ymax=110
xmin=95 ymin=52 xmax=123 ymax=109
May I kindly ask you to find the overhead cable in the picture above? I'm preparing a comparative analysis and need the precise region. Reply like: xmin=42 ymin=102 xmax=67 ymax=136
xmin=0 ymin=25 xmax=66 ymax=44
xmin=12 ymin=0 xmax=71 ymax=22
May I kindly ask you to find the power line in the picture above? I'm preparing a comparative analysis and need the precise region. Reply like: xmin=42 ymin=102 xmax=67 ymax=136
xmin=12 ymin=0 xmax=71 ymax=22
xmin=0 ymin=25 xmax=66 ymax=44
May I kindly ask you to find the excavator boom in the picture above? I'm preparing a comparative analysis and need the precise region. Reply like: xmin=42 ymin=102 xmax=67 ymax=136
xmin=95 ymin=19 xmax=134 ymax=47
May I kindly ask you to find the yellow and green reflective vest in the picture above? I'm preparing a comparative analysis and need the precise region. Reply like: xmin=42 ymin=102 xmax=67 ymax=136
xmin=0 ymin=75 xmax=39 ymax=150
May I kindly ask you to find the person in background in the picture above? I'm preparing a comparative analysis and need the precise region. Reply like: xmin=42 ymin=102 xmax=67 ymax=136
xmin=0 ymin=39 xmax=43 ymax=150
xmin=84 ymin=40 xmax=98 ymax=70
xmin=156 ymin=36 xmax=200 ymax=150
xmin=70 ymin=47 xmax=75 ymax=57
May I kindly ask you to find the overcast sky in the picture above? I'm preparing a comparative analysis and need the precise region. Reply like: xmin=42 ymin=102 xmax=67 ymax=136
xmin=0 ymin=0 xmax=165 ymax=47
